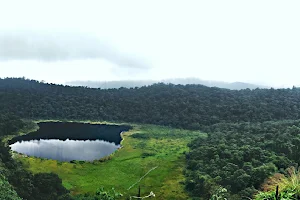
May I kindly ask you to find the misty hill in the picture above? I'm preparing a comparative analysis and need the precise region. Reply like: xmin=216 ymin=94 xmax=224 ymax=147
xmin=1 ymin=77 xmax=299 ymax=130
xmin=66 ymin=78 xmax=268 ymax=90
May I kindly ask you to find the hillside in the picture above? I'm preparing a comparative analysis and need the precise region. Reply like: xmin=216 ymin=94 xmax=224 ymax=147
xmin=1 ymin=77 xmax=299 ymax=130
xmin=2 ymin=78 xmax=300 ymax=199
xmin=186 ymin=120 xmax=300 ymax=199
xmin=66 ymin=78 xmax=267 ymax=90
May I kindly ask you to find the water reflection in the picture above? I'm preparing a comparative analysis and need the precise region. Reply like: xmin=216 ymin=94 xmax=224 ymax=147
xmin=10 ymin=139 xmax=120 ymax=161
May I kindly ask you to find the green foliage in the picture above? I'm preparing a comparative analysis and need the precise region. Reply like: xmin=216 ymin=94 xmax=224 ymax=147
xmin=73 ymin=187 xmax=122 ymax=200
xmin=4 ymin=78 xmax=300 ymax=199
xmin=2 ymin=77 xmax=300 ymax=130
xmin=255 ymin=167 xmax=300 ymax=200
xmin=255 ymin=191 xmax=295 ymax=200
xmin=210 ymin=187 xmax=228 ymax=200
xmin=18 ymin=125 xmax=201 ymax=199
xmin=0 ymin=174 xmax=22 ymax=200
xmin=0 ymin=114 xmax=26 ymax=137
xmin=186 ymin=120 xmax=300 ymax=199
xmin=0 ymin=115 xmax=69 ymax=200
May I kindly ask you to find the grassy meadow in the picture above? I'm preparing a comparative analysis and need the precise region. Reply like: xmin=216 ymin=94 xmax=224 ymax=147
xmin=15 ymin=122 xmax=205 ymax=199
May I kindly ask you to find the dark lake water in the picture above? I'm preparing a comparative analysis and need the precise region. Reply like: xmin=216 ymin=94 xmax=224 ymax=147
xmin=9 ymin=122 xmax=131 ymax=162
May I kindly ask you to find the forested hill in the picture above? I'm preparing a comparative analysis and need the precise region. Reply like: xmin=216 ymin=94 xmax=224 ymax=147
xmin=1 ymin=77 xmax=300 ymax=129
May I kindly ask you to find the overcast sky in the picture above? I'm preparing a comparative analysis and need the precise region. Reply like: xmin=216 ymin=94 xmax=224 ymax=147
xmin=0 ymin=0 xmax=299 ymax=87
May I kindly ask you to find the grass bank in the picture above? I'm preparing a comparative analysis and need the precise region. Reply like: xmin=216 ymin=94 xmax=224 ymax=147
xmin=15 ymin=122 xmax=205 ymax=199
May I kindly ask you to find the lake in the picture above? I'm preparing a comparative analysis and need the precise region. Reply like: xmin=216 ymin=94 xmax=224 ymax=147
xmin=9 ymin=122 xmax=131 ymax=162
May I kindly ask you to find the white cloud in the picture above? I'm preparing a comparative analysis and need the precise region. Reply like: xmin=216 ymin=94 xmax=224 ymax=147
xmin=0 ymin=0 xmax=300 ymax=87
xmin=0 ymin=31 xmax=150 ymax=69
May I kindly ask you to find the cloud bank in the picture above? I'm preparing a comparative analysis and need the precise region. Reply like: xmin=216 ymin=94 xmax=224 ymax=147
xmin=0 ymin=31 xmax=150 ymax=69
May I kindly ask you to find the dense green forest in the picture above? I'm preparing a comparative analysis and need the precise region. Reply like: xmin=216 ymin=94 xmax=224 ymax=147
xmin=186 ymin=120 xmax=300 ymax=199
xmin=1 ymin=78 xmax=300 ymax=130
xmin=3 ymin=77 xmax=300 ymax=199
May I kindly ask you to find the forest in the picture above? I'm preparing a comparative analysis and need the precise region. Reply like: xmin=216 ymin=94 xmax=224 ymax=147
xmin=1 ymin=78 xmax=300 ymax=130
xmin=186 ymin=120 xmax=300 ymax=199
xmin=2 ymin=77 xmax=300 ymax=199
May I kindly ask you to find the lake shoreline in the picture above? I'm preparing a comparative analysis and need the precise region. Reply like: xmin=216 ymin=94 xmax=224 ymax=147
xmin=9 ymin=120 xmax=132 ymax=162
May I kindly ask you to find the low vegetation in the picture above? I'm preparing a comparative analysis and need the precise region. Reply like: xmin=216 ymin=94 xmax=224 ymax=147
xmin=0 ymin=174 xmax=22 ymax=200
xmin=17 ymin=123 xmax=203 ymax=199
xmin=255 ymin=167 xmax=300 ymax=199
xmin=0 ymin=115 xmax=70 ymax=200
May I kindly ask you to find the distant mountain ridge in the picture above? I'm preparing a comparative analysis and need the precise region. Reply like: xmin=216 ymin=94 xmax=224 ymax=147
xmin=66 ymin=78 xmax=269 ymax=90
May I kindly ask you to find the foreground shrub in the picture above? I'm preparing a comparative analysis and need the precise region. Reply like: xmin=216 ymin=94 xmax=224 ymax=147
xmin=255 ymin=167 xmax=300 ymax=200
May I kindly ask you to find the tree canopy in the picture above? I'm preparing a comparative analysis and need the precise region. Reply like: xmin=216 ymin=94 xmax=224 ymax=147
xmin=1 ymin=77 xmax=300 ymax=130
xmin=186 ymin=120 xmax=300 ymax=199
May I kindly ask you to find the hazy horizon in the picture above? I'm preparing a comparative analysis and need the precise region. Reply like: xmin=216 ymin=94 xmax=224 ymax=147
xmin=1 ymin=1 xmax=299 ymax=88
xmin=0 ymin=76 xmax=275 ymax=89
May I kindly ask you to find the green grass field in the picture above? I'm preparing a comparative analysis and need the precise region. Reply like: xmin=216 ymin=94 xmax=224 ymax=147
xmin=16 ymin=123 xmax=205 ymax=199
